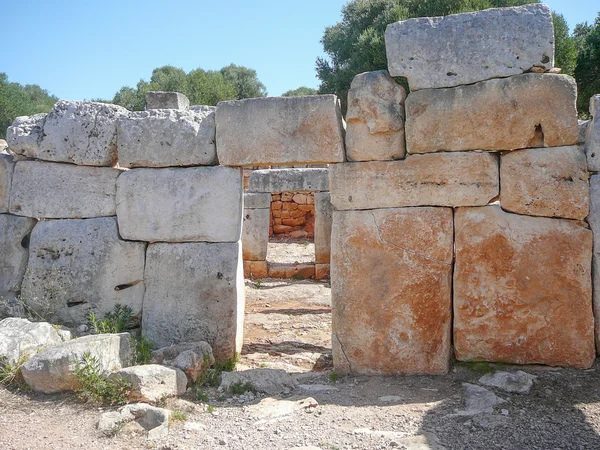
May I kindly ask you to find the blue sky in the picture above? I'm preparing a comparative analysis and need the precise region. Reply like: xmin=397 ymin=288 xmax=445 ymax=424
xmin=2 ymin=0 xmax=598 ymax=102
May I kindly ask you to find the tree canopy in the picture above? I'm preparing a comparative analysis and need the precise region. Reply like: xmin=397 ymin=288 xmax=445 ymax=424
xmin=316 ymin=0 xmax=596 ymax=114
xmin=282 ymin=87 xmax=319 ymax=97
xmin=574 ymin=13 xmax=600 ymax=116
xmin=112 ymin=64 xmax=266 ymax=111
xmin=0 ymin=73 xmax=57 ymax=140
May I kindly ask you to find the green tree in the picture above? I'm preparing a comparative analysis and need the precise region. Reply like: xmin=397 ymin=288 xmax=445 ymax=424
xmin=186 ymin=69 xmax=237 ymax=105
xmin=220 ymin=64 xmax=267 ymax=99
xmin=0 ymin=73 xmax=57 ymax=140
xmin=553 ymin=13 xmax=578 ymax=77
xmin=282 ymin=86 xmax=319 ymax=97
xmin=316 ymin=0 xmax=577 ymax=110
xmin=574 ymin=13 xmax=600 ymax=116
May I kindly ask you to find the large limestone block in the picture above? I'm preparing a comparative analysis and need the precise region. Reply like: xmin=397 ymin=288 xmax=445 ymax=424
xmin=248 ymin=168 xmax=329 ymax=193
xmin=385 ymin=4 xmax=554 ymax=90
xmin=0 ymin=318 xmax=70 ymax=365
xmin=242 ymin=208 xmax=270 ymax=261
xmin=314 ymin=192 xmax=332 ymax=264
xmin=6 ymin=114 xmax=46 ymax=156
xmin=109 ymin=365 xmax=187 ymax=403
xmin=244 ymin=193 xmax=271 ymax=209
xmin=21 ymin=217 xmax=146 ymax=326
xmin=345 ymin=70 xmax=406 ymax=161
xmin=500 ymin=146 xmax=589 ymax=220
xmin=216 ymin=95 xmax=345 ymax=166
xmin=454 ymin=206 xmax=594 ymax=368
xmin=585 ymin=95 xmax=600 ymax=172
xmin=9 ymin=161 xmax=120 ymax=219
xmin=117 ymin=109 xmax=217 ymax=168
xmin=405 ymin=74 xmax=578 ymax=154
xmin=116 ymin=167 xmax=242 ymax=243
xmin=146 ymin=91 xmax=190 ymax=110
xmin=331 ymin=207 xmax=453 ymax=375
xmin=588 ymin=176 xmax=600 ymax=351
xmin=23 ymin=101 xmax=129 ymax=166
xmin=20 ymin=333 xmax=132 ymax=393
xmin=329 ymin=152 xmax=498 ymax=210
xmin=143 ymin=242 xmax=244 ymax=361
xmin=0 ymin=153 xmax=14 ymax=212
xmin=0 ymin=214 xmax=36 ymax=293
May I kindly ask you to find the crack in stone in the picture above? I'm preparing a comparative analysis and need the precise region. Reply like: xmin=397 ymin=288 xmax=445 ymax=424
xmin=370 ymin=211 xmax=451 ymax=266
xmin=332 ymin=332 xmax=353 ymax=374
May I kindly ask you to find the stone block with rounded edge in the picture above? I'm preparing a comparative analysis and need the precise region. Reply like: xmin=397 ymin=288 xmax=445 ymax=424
xmin=454 ymin=205 xmax=594 ymax=368
xmin=315 ymin=264 xmax=330 ymax=280
xmin=9 ymin=161 xmax=120 ymax=219
xmin=6 ymin=114 xmax=46 ymax=156
xmin=405 ymin=74 xmax=578 ymax=154
xmin=146 ymin=91 xmax=190 ymax=110
xmin=314 ymin=192 xmax=332 ymax=264
xmin=244 ymin=260 xmax=268 ymax=279
xmin=385 ymin=4 xmax=554 ymax=90
xmin=20 ymin=333 xmax=132 ymax=393
xmin=588 ymin=175 xmax=600 ymax=352
xmin=109 ymin=364 xmax=187 ymax=403
xmin=242 ymin=208 xmax=270 ymax=261
xmin=20 ymin=217 xmax=146 ymax=326
xmin=31 ymin=101 xmax=128 ymax=166
xmin=116 ymin=166 xmax=242 ymax=243
xmin=216 ymin=95 xmax=345 ymax=166
xmin=249 ymin=168 xmax=329 ymax=193
xmin=329 ymin=152 xmax=498 ymax=210
xmin=0 ymin=153 xmax=14 ymax=212
xmin=345 ymin=70 xmax=406 ymax=161
xmin=116 ymin=109 xmax=216 ymax=168
xmin=0 ymin=214 xmax=36 ymax=293
xmin=585 ymin=95 xmax=600 ymax=172
xmin=332 ymin=207 xmax=453 ymax=375
xmin=500 ymin=146 xmax=589 ymax=220
xmin=142 ymin=242 xmax=244 ymax=361
xmin=244 ymin=193 xmax=271 ymax=209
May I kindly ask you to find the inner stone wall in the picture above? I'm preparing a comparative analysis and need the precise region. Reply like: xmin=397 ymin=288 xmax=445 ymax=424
xmin=2 ymin=4 xmax=600 ymax=375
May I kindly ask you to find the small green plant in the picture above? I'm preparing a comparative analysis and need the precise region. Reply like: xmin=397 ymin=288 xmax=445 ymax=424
xmin=229 ymin=381 xmax=256 ymax=395
xmin=74 ymin=352 xmax=130 ymax=405
xmin=133 ymin=335 xmax=152 ymax=364
xmin=0 ymin=356 xmax=29 ymax=389
xmin=255 ymin=279 xmax=262 ymax=289
xmin=329 ymin=371 xmax=339 ymax=383
xmin=194 ymin=387 xmax=210 ymax=403
xmin=292 ymin=274 xmax=306 ymax=281
xmin=207 ymin=405 xmax=216 ymax=413
xmin=170 ymin=410 xmax=187 ymax=423
xmin=196 ymin=353 xmax=239 ymax=388
xmin=457 ymin=361 xmax=498 ymax=374
xmin=88 ymin=304 xmax=135 ymax=334
xmin=155 ymin=394 xmax=168 ymax=408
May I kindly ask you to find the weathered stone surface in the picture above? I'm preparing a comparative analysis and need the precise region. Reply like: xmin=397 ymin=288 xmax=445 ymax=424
xmin=117 ymin=109 xmax=216 ymax=168
xmin=0 ymin=214 xmax=36 ymax=293
xmin=579 ymin=119 xmax=590 ymax=144
xmin=454 ymin=206 xmax=594 ymax=368
xmin=268 ymin=264 xmax=315 ymax=280
xmin=500 ymin=146 xmax=589 ymax=220
xmin=242 ymin=208 xmax=270 ymax=260
xmin=314 ymin=192 xmax=332 ymax=264
xmin=385 ymin=4 xmax=554 ymax=90
xmin=21 ymin=217 xmax=146 ymax=326
xmin=110 ymin=364 xmax=187 ymax=403
xmin=249 ymin=168 xmax=329 ymax=193
xmin=457 ymin=384 xmax=506 ymax=416
xmin=588 ymin=175 xmax=600 ymax=352
xmin=150 ymin=341 xmax=214 ymax=367
xmin=219 ymin=368 xmax=297 ymax=395
xmin=405 ymin=74 xmax=578 ymax=154
xmin=244 ymin=260 xmax=268 ymax=279
xmin=332 ymin=207 xmax=453 ymax=375
xmin=6 ymin=114 xmax=46 ymax=156
xmin=479 ymin=371 xmax=537 ymax=395
xmin=146 ymin=91 xmax=190 ymax=110
xmin=315 ymin=263 xmax=330 ymax=280
xmin=9 ymin=161 xmax=120 ymax=219
xmin=0 ymin=318 xmax=70 ymax=365
xmin=216 ymin=95 xmax=345 ymax=166
xmin=0 ymin=154 xmax=14 ymax=212
xmin=0 ymin=139 xmax=7 ymax=153
xmin=116 ymin=167 xmax=242 ymax=243
xmin=20 ymin=333 xmax=132 ymax=393
xmin=329 ymin=152 xmax=498 ymax=210
xmin=585 ymin=95 xmax=600 ymax=172
xmin=244 ymin=192 xmax=271 ymax=209
xmin=143 ymin=242 xmax=244 ymax=361
xmin=98 ymin=403 xmax=171 ymax=439
xmin=36 ymin=101 xmax=128 ymax=166
xmin=345 ymin=70 xmax=406 ymax=161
